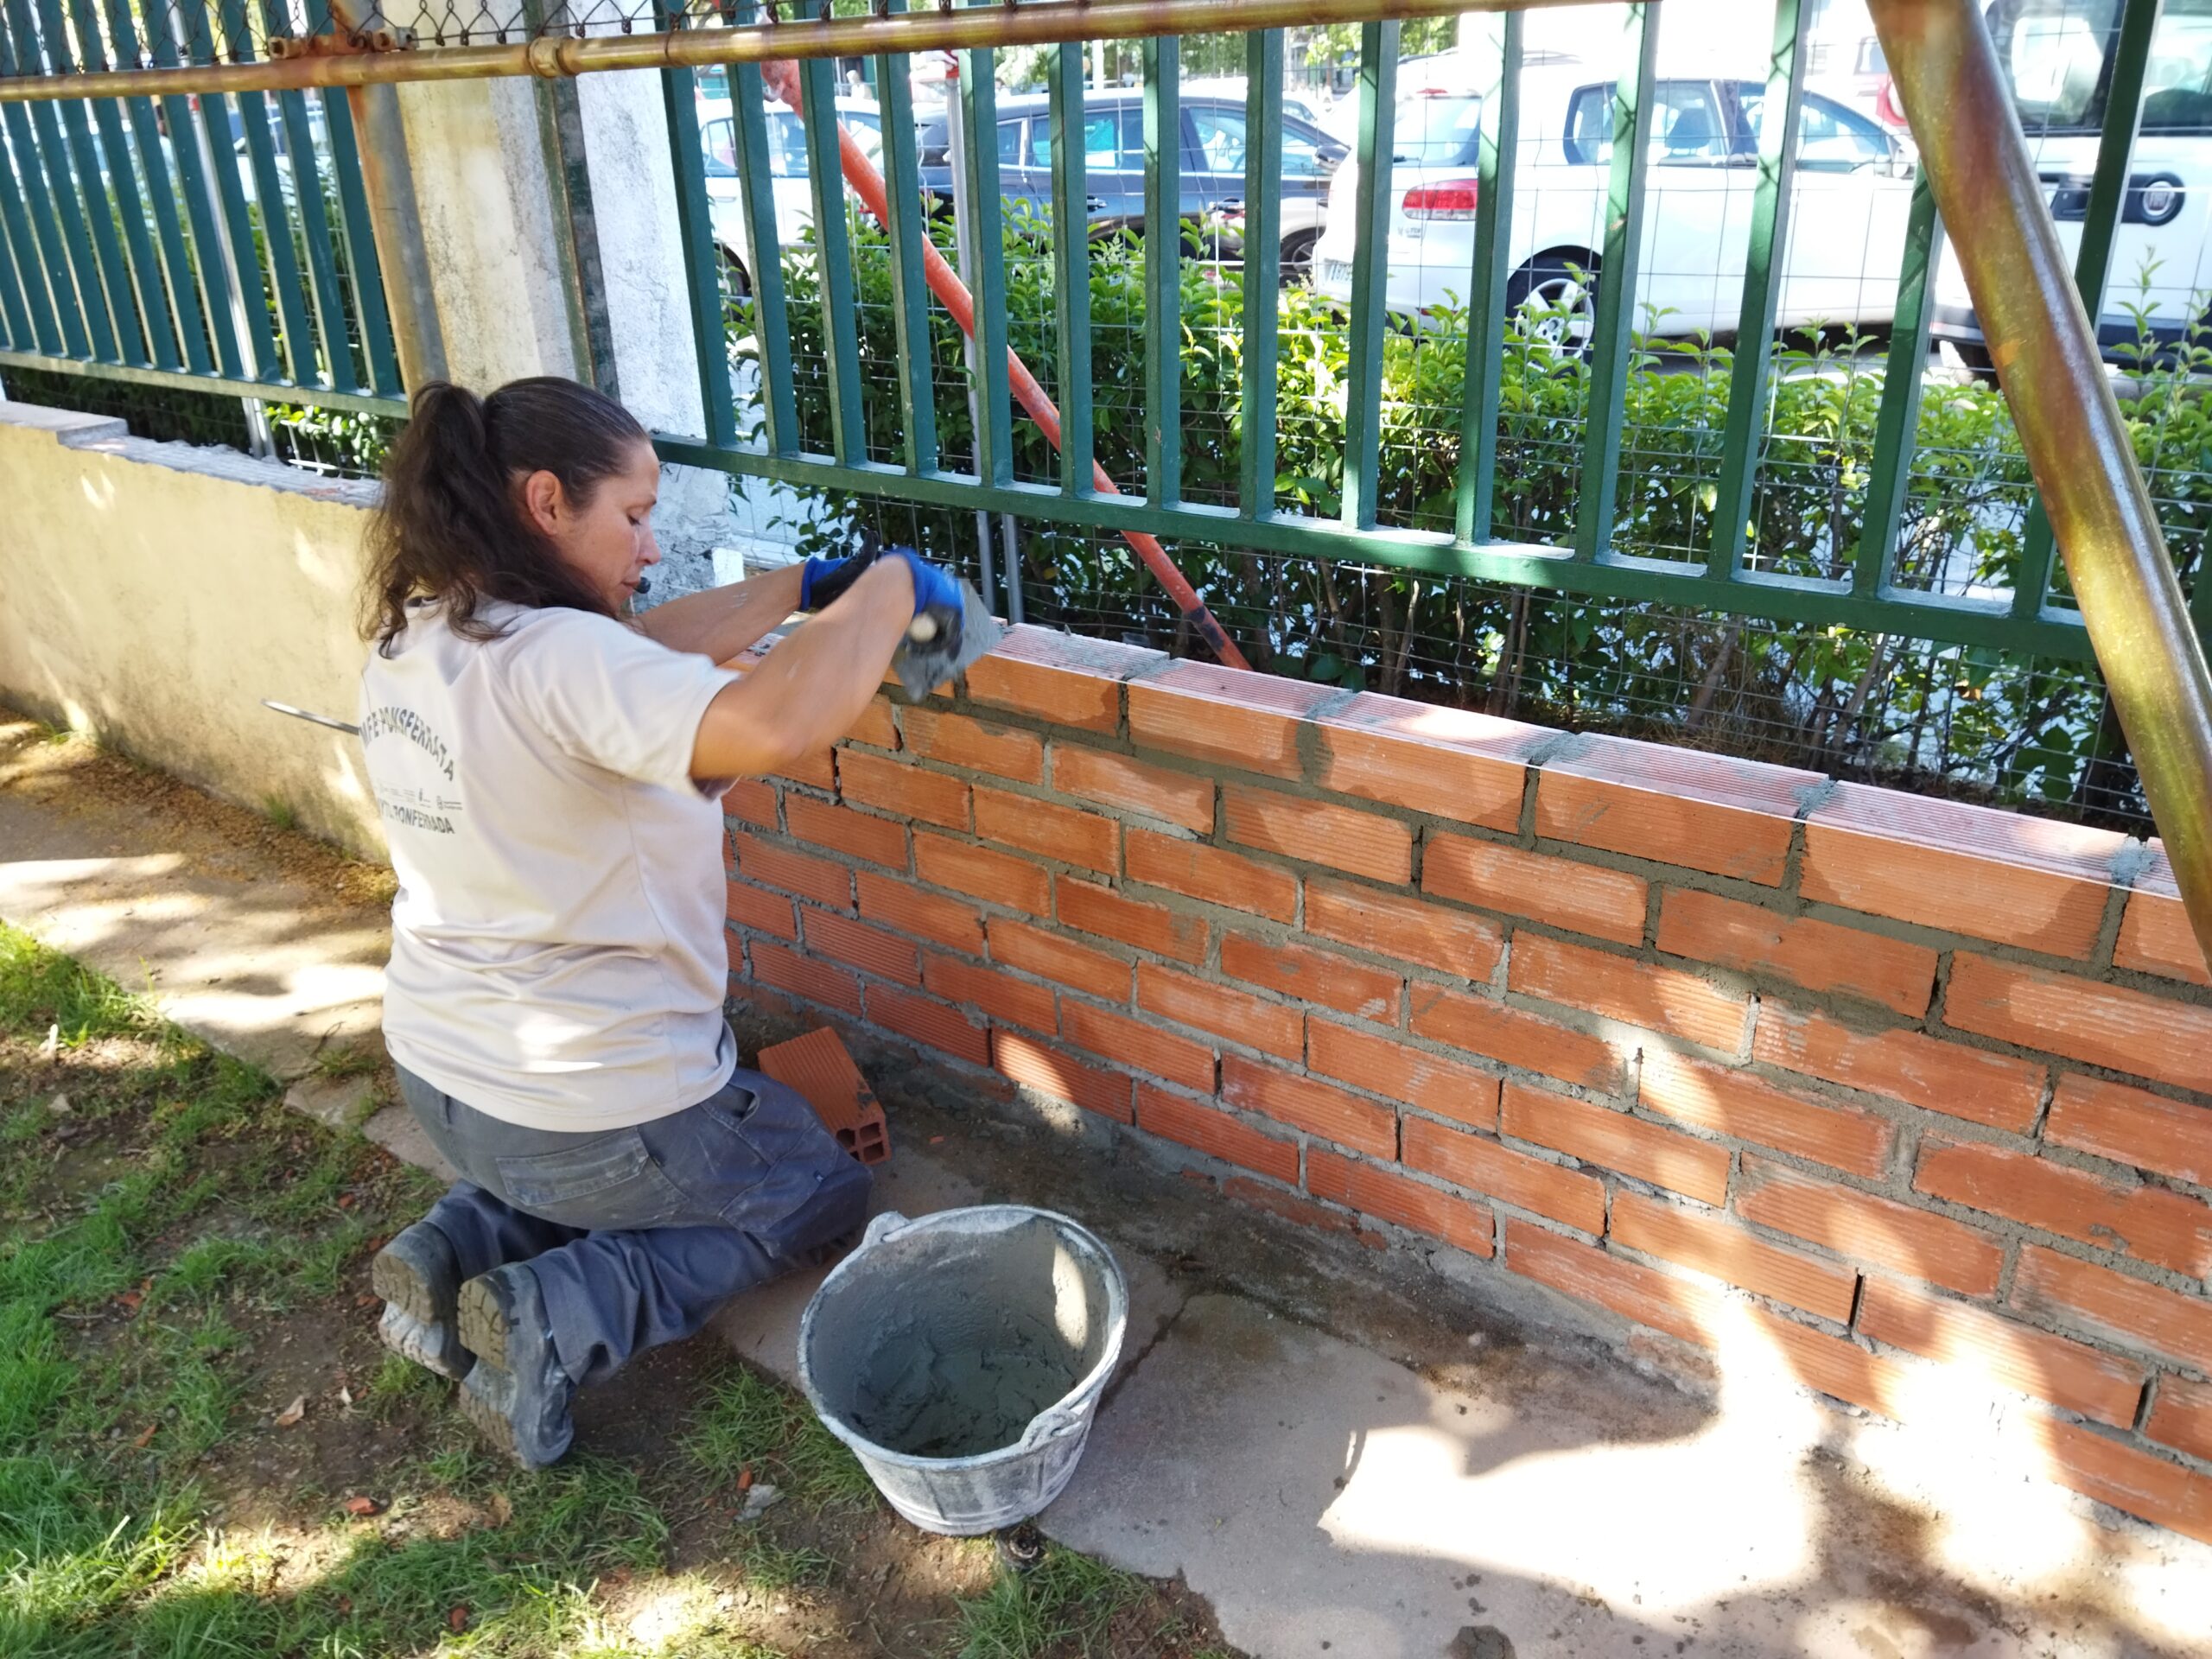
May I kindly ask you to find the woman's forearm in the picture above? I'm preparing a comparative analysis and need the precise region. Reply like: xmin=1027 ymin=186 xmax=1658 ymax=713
xmin=636 ymin=563 xmax=807 ymax=661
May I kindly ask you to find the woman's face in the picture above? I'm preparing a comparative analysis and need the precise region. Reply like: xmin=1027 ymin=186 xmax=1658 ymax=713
xmin=522 ymin=438 xmax=664 ymax=612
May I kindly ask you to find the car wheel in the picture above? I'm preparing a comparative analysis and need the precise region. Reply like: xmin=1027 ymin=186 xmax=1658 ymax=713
xmin=1506 ymin=254 xmax=1599 ymax=355
xmin=1280 ymin=230 xmax=1319 ymax=288
xmin=720 ymin=250 xmax=753 ymax=301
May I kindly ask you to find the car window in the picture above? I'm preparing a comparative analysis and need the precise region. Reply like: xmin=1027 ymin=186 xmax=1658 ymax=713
xmin=1190 ymin=106 xmax=1246 ymax=174
xmin=1281 ymin=124 xmax=1328 ymax=177
xmin=1394 ymin=92 xmax=1482 ymax=167
xmin=2143 ymin=1 xmax=2212 ymax=131
xmin=2003 ymin=0 xmax=2111 ymax=127
xmin=999 ymin=116 xmax=1027 ymax=166
xmin=1564 ymin=80 xmax=1727 ymax=165
xmin=700 ymin=117 xmax=738 ymax=179
xmin=1084 ymin=106 xmax=1145 ymax=170
xmin=1737 ymin=87 xmax=1890 ymax=166
xmin=762 ymin=111 xmax=809 ymax=179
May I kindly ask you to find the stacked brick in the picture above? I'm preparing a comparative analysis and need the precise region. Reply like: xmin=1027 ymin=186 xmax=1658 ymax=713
xmin=722 ymin=626 xmax=2212 ymax=1545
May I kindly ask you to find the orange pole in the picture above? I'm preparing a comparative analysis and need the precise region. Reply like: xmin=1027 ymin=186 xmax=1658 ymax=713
xmin=760 ymin=60 xmax=1252 ymax=671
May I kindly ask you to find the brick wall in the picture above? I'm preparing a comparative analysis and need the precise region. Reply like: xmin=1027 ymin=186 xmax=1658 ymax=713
xmin=722 ymin=626 xmax=2212 ymax=1546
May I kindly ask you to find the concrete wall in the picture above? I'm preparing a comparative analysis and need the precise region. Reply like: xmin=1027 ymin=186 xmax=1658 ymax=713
xmin=719 ymin=624 xmax=2212 ymax=1546
xmin=0 ymin=403 xmax=384 ymax=857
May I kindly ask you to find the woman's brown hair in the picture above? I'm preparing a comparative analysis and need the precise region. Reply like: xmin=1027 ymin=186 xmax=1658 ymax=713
xmin=363 ymin=378 xmax=651 ymax=653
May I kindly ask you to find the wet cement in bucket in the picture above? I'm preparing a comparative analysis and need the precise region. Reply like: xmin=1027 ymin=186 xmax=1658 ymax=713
xmin=810 ymin=1214 xmax=1116 ymax=1460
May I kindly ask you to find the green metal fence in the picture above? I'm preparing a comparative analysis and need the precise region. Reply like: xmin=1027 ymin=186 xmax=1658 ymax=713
xmin=0 ymin=0 xmax=403 ymax=415
xmin=652 ymin=0 xmax=2212 ymax=670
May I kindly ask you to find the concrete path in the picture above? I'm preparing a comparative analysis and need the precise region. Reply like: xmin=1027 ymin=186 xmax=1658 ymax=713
xmin=6 ymin=713 xmax=2211 ymax=1659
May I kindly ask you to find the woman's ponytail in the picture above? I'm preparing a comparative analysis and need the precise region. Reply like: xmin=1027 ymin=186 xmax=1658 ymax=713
xmin=363 ymin=377 xmax=650 ymax=652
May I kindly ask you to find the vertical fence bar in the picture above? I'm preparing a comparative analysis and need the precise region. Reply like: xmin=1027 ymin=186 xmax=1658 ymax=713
xmin=1573 ymin=1 xmax=1656 ymax=563
xmin=1706 ymin=0 xmax=1806 ymax=582
xmin=1455 ymin=8 xmax=1519 ymax=545
xmin=728 ymin=8 xmax=793 ymax=453
xmin=963 ymin=45 xmax=1012 ymax=486
xmin=0 ymin=144 xmax=31 ymax=347
xmin=1048 ymin=37 xmax=1091 ymax=497
xmin=218 ymin=0 xmax=314 ymax=385
xmin=2014 ymin=0 xmax=2159 ymax=620
xmin=178 ymin=0 xmax=277 ymax=381
xmin=874 ymin=8 xmax=938 ymax=475
xmin=67 ymin=0 xmax=174 ymax=368
xmin=262 ymin=0 xmax=357 ymax=395
xmin=102 ymin=0 xmax=213 ymax=374
xmin=155 ymin=0 xmax=246 ymax=379
xmin=1854 ymin=173 xmax=1940 ymax=594
xmin=33 ymin=0 xmax=143 ymax=363
xmin=1340 ymin=19 xmax=1396 ymax=531
xmin=661 ymin=47 xmax=738 ymax=448
xmin=1141 ymin=32 xmax=1179 ymax=505
xmin=0 ymin=114 xmax=62 ymax=351
xmin=799 ymin=52 xmax=865 ymax=467
xmin=5 ymin=0 xmax=115 ymax=359
xmin=1237 ymin=27 xmax=1281 ymax=520
xmin=321 ymin=86 xmax=399 ymax=396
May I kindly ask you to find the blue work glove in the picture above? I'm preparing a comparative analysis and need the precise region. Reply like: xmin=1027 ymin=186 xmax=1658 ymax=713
xmin=875 ymin=544 xmax=963 ymax=623
xmin=798 ymin=551 xmax=868 ymax=612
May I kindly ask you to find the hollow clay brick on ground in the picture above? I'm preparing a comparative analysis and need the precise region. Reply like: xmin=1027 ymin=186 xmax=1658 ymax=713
xmin=756 ymin=1026 xmax=891 ymax=1165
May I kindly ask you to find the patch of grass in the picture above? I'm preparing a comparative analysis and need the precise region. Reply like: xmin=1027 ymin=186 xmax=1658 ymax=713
xmin=0 ymin=923 xmax=164 ymax=1049
xmin=260 ymin=795 xmax=298 ymax=832
xmin=952 ymin=1546 xmax=1147 ymax=1659
xmin=734 ymin=1534 xmax=836 ymax=1593
xmin=310 ymin=1044 xmax=383 ymax=1083
xmin=684 ymin=1363 xmax=879 ymax=1515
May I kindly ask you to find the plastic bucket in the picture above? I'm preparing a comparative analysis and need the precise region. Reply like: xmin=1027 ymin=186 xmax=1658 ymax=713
xmin=797 ymin=1205 xmax=1128 ymax=1536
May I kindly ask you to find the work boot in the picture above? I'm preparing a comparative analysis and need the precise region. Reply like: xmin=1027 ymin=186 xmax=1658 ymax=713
xmin=455 ymin=1262 xmax=575 ymax=1470
xmin=371 ymin=1221 xmax=471 ymax=1380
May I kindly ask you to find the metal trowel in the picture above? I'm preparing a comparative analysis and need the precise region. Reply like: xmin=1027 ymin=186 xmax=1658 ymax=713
xmin=888 ymin=579 xmax=1001 ymax=704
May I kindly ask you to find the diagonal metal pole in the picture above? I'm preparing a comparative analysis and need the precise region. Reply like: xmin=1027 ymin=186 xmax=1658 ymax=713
xmin=1869 ymin=0 xmax=2212 ymax=973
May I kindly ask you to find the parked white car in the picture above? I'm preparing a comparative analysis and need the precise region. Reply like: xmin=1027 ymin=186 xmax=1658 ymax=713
xmin=1933 ymin=0 xmax=2212 ymax=365
xmin=1310 ymin=56 xmax=1916 ymax=341
xmin=697 ymin=95 xmax=887 ymax=294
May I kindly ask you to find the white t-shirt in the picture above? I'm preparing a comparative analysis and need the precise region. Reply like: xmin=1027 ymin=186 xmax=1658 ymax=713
xmin=360 ymin=598 xmax=742 ymax=1131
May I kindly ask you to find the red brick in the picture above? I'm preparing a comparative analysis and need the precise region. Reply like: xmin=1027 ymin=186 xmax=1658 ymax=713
xmin=726 ymin=880 xmax=798 ymax=943
xmin=1137 ymin=1084 xmax=1300 ymax=1184
xmin=2117 ymin=848 xmax=2208 ymax=986
xmin=898 ymin=706 xmax=1044 ymax=784
xmin=855 ymin=870 xmax=985 ymax=955
xmin=989 ymin=918 xmax=1131 ymax=1003
xmin=1224 ymin=1175 xmax=1368 ymax=1238
xmin=784 ymin=795 xmax=910 ymax=870
xmin=749 ymin=941 xmax=862 ymax=1017
xmin=974 ymin=785 xmax=1118 ymax=873
xmin=1858 ymin=1280 xmax=2145 ymax=1427
xmin=1656 ymin=889 xmax=1936 ymax=1019
xmin=1127 ymin=662 xmax=1338 ymax=779
xmin=1802 ymin=784 xmax=2123 ymax=959
xmin=1506 ymin=1217 xmax=1723 ymax=1348
xmin=1915 ymin=1140 xmax=2212 ymax=1279
xmin=1736 ymin=1155 xmax=2000 ymax=1296
xmin=964 ymin=626 xmax=1151 ymax=732
xmin=1611 ymin=1191 xmax=1859 ymax=1322
xmin=1945 ymin=954 xmax=2212 ymax=1094
xmin=1503 ymin=1082 xmax=1730 ymax=1206
xmin=1313 ymin=695 xmax=1536 ymax=832
xmin=723 ymin=779 xmax=779 ymax=830
xmin=2147 ymin=1374 xmax=2212 ymax=1464
xmin=1138 ymin=964 xmax=1303 ymax=1060
xmin=1307 ymin=1147 xmax=1494 ymax=1256
xmin=1403 ymin=1114 xmax=1607 ymax=1234
xmin=804 ymin=910 xmax=921 ymax=986
xmin=1223 ymin=1055 xmax=1397 ymax=1159
xmin=1052 ymin=744 xmax=1214 ymax=832
xmin=1125 ymin=830 xmax=1297 ymax=922
xmin=1510 ymin=935 xmax=1750 ymax=1052
xmin=1752 ymin=1306 xmax=1909 ymax=1418
xmin=2047 ymin=1074 xmax=2212 ymax=1187
xmin=2030 ymin=1418 xmax=2212 ymax=1547
xmin=914 ymin=833 xmax=1052 ymax=916
xmin=773 ymin=747 xmax=837 ymax=791
xmin=1054 ymin=875 xmax=1208 ymax=964
xmin=1061 ymin=1001 xmax=1215 ymax=1093
xmin=1306 ymin=877 xmax=1505 ymax=982
xmin=1307 ymin=1020 xmax=1500 ymax=1129
xmin=1221 ymin=935 xmax=1400 ymax=1024
xmin=865 ymin=982 xmax=989 ymax=1065
xmin=1642 ymin=1051 xmax=1892 ymax=1179
xmin=1751 ymin=1003 xmax=2044 ymax=1135
xmin=1537 ymin=738 xmax=1816 ymax=887
xmin=837 ymin=750 xmax=971 ymax=832
xmin=1410 ymin=985 xmax=1626 ymax=1094
xmin=993 ymin=1030 xmax=1132 ymax=1122
xmin=2012 ymin=1245 xmax=2212 ymax=1371
xmin=732 ymin=832 xmax=852 ymax=910
xmin=1223 ymin=785 xmax=1413 ymax=885
xmin=845 ymin=696 xmax=901 ymax=751
xmin=923 ymin=951 xmax=1057 ymax=1035
xmin=1424 ymin=836 xmax=1648 ymax=947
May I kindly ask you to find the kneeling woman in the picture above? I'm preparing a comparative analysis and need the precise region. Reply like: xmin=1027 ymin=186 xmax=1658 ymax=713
xmin=358 ymin=378 xmax=958 ymax=1467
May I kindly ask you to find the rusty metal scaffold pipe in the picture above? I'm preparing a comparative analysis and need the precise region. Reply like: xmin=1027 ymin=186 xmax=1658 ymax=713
xmin=1869 ymin=0 xmax=2212 ymax=970
xmin=0 ymin=0 xmax=1611 ymax=102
